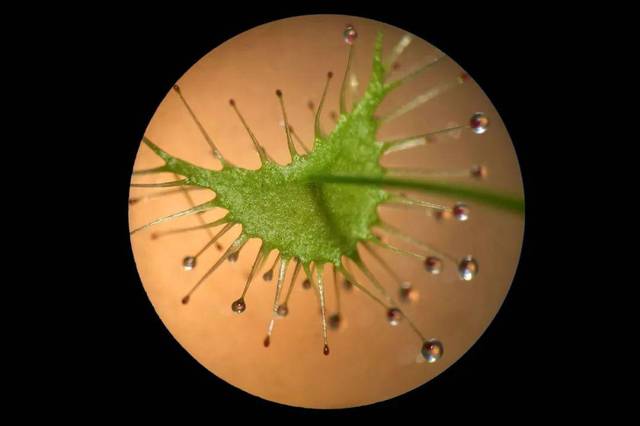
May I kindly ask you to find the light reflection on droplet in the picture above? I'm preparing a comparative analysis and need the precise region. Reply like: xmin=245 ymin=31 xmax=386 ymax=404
xmin=470 ymin=112 xmax=489 ymax=134
xmin=453 ymin=202 xmax=470 ymax=221
xmin=386 ymin=308 xmax=402 ymax=326
xmin=424 ymin=256 xmax=442 ymax=274
xmin=458 ymin=256 xmax=478 ymax=281
xmin=343 ymin=24 xmax=357 ymax=45
xmin=421 ymin=339 xmax=444 ymax=363
xmin=182 ymin=256 xmax=196 ymax=271
xmin=276 ymin=304 xmax=288 ymax=317
xmin=231 ymin=298 xmax=246 ymax=313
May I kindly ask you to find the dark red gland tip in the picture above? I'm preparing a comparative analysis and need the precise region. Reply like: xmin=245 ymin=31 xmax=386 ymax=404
xmin=275 ymin=89 xmax=282 ymax=97
xmin=263 ymin=336 xmax=271 ymax=347
xmin=459 ymin=73 xmax=470 ymax=81
xmin=172 ymin=84 xmax=181 ymax=92
xmin=323 ymin=345 xmax=330 ymax=356
xmin=327 ymin=71 xmax=333 ymax=79
xmin=181 ymin=295 xmax=190 ymax=305
xmin=229 ymin=99 xmax=235 ymax=106
xmin=470 ymin=117 xmax=483 ymax=128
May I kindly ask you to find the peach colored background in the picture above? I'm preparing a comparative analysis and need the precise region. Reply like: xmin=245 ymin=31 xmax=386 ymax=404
xmin=129 ymin=15 xmax=524 ymax=408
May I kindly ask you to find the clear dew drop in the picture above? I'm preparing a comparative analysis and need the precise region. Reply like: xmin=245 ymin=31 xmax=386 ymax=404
xmin=182 ymin=256 xmax=196 ymax=271
xmin=386 ymin=308 xmax=402 ymax=326
xmin=343 ymin=24 xmax=357 ymax=45
xmin=421 ymin=339 xmax=444 ymax=363
xmin=276 ymin=304 xmax=289 ymax=317
xmin=328 ymin=313 xmax=341 ymax=330
xmin=231 ymin=298 xmax=246 ymax=313
xmin=228 ymin=252 xmax=239 ymax=263
xmin=262 ymin=270 xmax=273 ymax=282
xmin=470 ymin=112 xmax=489 ymax=134
xmin=424 ymin=256 xmax=443 ymax=274
xmin=458 ymin=256 xmax=479 ymax=281
xmin=452 ymin=202 xmax=470 ymax=221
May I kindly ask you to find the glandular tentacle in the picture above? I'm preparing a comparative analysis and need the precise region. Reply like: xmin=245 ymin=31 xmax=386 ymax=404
xmin=380 ymin=73 xmax=467 ymax=124
xmin=314 ymin=72 xmax=333 ymax=140
xmin=129 ymin=198 xmax=218 ymax=235
xmin=275 ymin=90 xmax=299 ymax=159
xmin=339 ymin=24 xmax=357 ymax=115
xmin=278 ymin=259 xmax=301 ymax=316
xmin=232 ymin=243 xmax=268 ymax=312
xmin=128 ymin=187 xmax=206 ymax=206
xmin=172 ymin=84 xmax=230 ymax=167
xmin=229 ymin=99 xmax=270 ymax=164
xmin=385 ymin=34 xmax=412 ymax=77
xmin=181 ymin=234 xmax=248 ymax=305
xmin=151 ymin=216 xmax=228 ymax=240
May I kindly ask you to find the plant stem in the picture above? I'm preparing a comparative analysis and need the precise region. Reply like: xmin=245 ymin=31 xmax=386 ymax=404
xmin=308 ymin=174 xmax=524 ymax=215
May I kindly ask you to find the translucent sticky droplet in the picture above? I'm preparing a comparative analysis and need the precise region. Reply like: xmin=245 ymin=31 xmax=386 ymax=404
xmin=276 ymin=304 xmax=289 ymax=317
xmin=452 ymin=202 xmax=470 ymax=221
xmin=182 ymin=256 xmax=196 ymax=271
xmin=470 ymin=112 xmax=489 ymax=134
xmin=458 ymin=256 xmax=478 ymax=281
xmin=343 ymin=24 xmax=357 ymax=45
xmin=424 ymin=256 xmax=442 ymax=274
xmin=421 ymin=339 xmax=444 ymax=363
xmin=386 ymin=308 xmax=402 ymax=326
xmin=231 ymin=298 xmax=246 ymax=313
